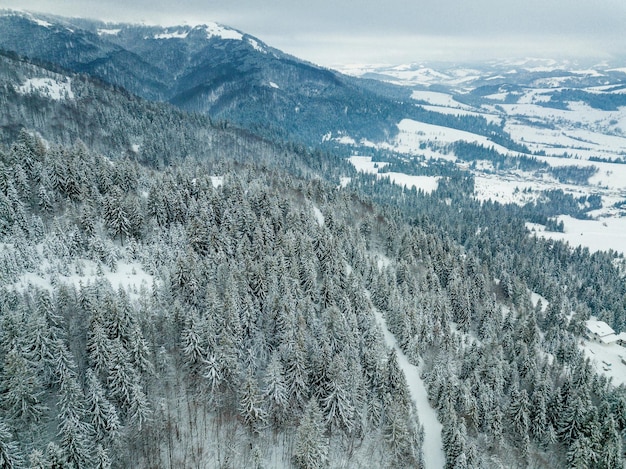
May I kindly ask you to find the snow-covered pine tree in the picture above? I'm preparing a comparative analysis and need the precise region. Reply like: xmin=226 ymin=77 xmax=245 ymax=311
xmin=0 ymin=418 xmax=22 ymax=469
xmin=293 ymin=397 xmax=328 ymax=469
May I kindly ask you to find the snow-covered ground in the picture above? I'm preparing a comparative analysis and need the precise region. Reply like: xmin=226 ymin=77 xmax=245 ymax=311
xmin=11 ymin=258 xmax=154 ymax=296
xmin=535 ymin=294 xmax=626 ymax=387
xmin=580 ymin=339 xmax=626 ymax=387
xmin=203 ymin=23 xmax=243 ymax=41
xmin=373 ymin=309 xmax=445 ymax=469
xmin=527 ymin=216 xmax=626 ymax=256
xmin=311 ymin=204 xmax=324 ymax=226
xmin=391 ymin=119 xmax=514 ymax=156
xmin=17 ymin=77 xmax=74 ymax=100
xmin=348 ymin=156 xmax=440 ymax=193
xmin=411 ymin=90 xmax=471 ymax=109
xmin=155 ymin=30 xmax=189 ymax=39
xmin=97 ymin=28 xmax=121 ymax=36
xmin=421 ymin=105 xmax=502 ymax=125
xmin=210 ymin=176 xmax=224 ymax=188
xmin=474 ymin=174 xmax=545 ymax=205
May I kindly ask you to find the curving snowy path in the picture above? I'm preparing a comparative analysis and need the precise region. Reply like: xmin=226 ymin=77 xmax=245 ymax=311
xmin=374 ymin=310 xmax=445 ymax=469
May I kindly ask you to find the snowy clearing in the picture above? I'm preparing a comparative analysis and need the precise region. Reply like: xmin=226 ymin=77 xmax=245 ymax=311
xmin=530 ymin=291 xmax=549 ymax=311
xmin=421 ymin=104 xmax=502 ymax=125
xmin=311 ymin=205 xmax=324 ymax=226
xmin=474 ymin=174 xmax=544 ymax=205
xmin=11 ymin=259 xmax=154 ymax=301
xmin=380 ymin=173 xmax=440 ymax=193
xmin=528 ymin=215 xmax=626 ymax=256
xmin=248 ymin=38 xmax=267 ymax=53
xmin=18 ymin=77 xmax=74 ymax=101
xmin=348 ymin=156 xmax=439 ymax=193
xmin=391 ymin=119 xmax=514 ymax=156
xmin=411 ymin=90 xmax=471 ymax=109
xmin=538 ymin=156 xmax=626 ymax=191
xmin=210 ymin=176 xmax=224 ymax=188
xmin=580 ymin=339 xmax=626 ymax=387
xmin=32 ymin=17 xmax=52 ymax=28
xmin=348 ymin=156 xmax=388 ymax=174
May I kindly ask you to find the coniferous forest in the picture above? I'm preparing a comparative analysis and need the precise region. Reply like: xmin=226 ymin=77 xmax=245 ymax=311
xmin=1 ymin=15 xmax=626 ymax=469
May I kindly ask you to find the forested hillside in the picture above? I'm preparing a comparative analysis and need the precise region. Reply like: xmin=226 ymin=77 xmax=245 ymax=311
xmin=1 ymin=25 xmax=626 ymax=469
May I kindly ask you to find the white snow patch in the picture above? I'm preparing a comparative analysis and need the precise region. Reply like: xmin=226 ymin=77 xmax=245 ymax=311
xmin=248 ymin=38 xmax=266 ymax=53
xmin=18 ymin=77 xmax=74 ymax=101
xmin=312 ymin=205 xmax=324 ymax=226
xmin=380 ymin=173 xmax=440 ymax=193
xmin=348 ymin=156 xmax=439 ymax=193
xmin=13 ymin=260 xmax=153 ymax=301
xmin=580 ymin=339 xmax=626 ymax=386
xmin=411 ymin=90 xmax=470 ymax=109
xmin=530 ymin=291 xmax=548 ymax=311
xmin=474 ymin=175 xmax=543 ymax=205
xmin=501 ymin=100 xmax=626 ymax=161
xmin=98 ymin=28 xmax=121 ymax=36
xmin=538 ymin=156 xmax=626 ymax=191
xmin=376 ymin=254 xmax=392 ymax=271
xmin=204 ymin=23 xmax=243 ymax=40
xmin=210 ymin=176 xmax=224 ymax=188
xmin=484 ymin=92 xmax=508 ymax=101
xmin=154 ymin=30 xmax=189 ymax=39
xmin=32 ymin=18 xmax=52 ymax=28
xmin=373 ymin=310 xmax=445 ymax=469
xmin=531 ymin=215 xmax=626 ymax=256
xmin=335 ymin=135 xmax=357 ymax=145
xmin=348 ymin=156 xmax=389 ymax=174
xmin=421 ymin=105 xmax=502 ymax=125
xmin=392 ymin=119 xmax=514 ymax=156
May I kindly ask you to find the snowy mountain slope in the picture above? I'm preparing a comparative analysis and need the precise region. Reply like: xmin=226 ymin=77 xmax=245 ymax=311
xmin=0 ymin=11 xmax=426 ymax=146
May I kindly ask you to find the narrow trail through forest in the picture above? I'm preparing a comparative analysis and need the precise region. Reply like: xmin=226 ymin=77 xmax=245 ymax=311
xmin=373 ymin=310 xmax=445 ymax=469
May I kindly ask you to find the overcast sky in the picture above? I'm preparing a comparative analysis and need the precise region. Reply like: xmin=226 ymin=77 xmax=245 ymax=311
xmin=3 ymin=0 xmax=626 ymax=66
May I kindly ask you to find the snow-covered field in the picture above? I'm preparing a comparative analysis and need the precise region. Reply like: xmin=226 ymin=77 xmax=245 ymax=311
xmin=474 ymin=174 xmax=546 ymax=205
xmin=391 ymin=119 xmax=514 ymax=156
xmin=411 ymin=90 xmax=471 ymax=109
xmin=348 ymin=156 xmax=440 ymax=193
xmin=17 ymin=77 xmax=74 ymax=100
xmin=527 ymin=216 xmax=626 ymax=256
xmin=580 ymin=340 xmax=626 ymax=387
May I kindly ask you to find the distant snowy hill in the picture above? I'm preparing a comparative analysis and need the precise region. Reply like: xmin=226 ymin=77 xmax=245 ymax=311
xmin=336 ymin=59 xmax=626 ymax=254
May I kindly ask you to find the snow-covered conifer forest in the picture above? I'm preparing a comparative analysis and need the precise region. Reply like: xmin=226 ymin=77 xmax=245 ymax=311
xmin=1 ymin=11 xmax=626 ymax=469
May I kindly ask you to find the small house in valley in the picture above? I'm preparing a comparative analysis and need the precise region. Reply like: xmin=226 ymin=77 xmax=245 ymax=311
xmin=586 ymin=318 xmax=619 ymax=344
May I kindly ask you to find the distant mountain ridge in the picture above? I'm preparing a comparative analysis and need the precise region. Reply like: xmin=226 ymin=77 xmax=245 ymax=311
xmin=0 ymin=10 xmax=423 ymax=146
